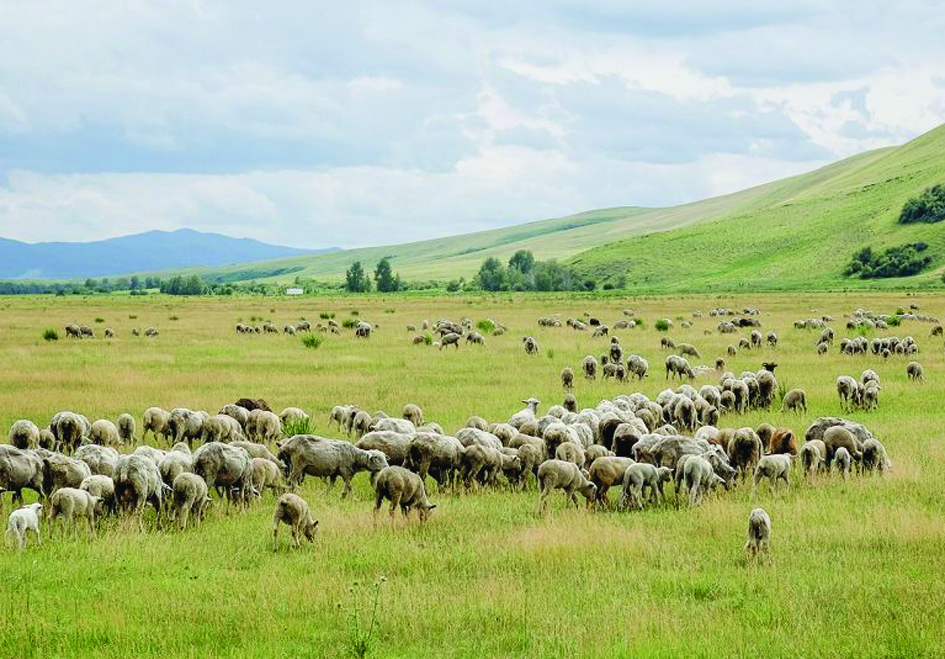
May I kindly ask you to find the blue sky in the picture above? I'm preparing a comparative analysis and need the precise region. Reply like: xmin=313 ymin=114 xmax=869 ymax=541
xmin=0 ymin=0 xmax=943 ymax=248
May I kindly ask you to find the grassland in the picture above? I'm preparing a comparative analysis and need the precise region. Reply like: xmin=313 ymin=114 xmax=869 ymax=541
xmin=1 ymin=292 xmax=944 ymax=658
xmin=160 ymin=123 xmax=945 ymax=293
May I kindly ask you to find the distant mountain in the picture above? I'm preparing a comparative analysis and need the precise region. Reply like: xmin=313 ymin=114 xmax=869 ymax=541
xmin=0 ymin=229 xmax=337 ymax=279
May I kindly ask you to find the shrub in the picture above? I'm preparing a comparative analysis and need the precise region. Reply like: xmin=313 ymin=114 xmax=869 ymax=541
xmin=887 ymin=315 xmax=902 ymax=327
xmin=899 ymin=184 xmax=945 ymax=224
xmin=169 ymin=315 xmax=180 ymax=321
xmin=319 ymin=312 xmax=335 ymax=320
xmin=342 ymin=318 xmax=359 ymax=329
xmin=128 ymin=315 xmax=137 ymax=319
xmin=422 ymin=333 xmax=433 ymax=345
xmin=94 ymin=317 xmax=105 ymax=323
xmin=43 ymin=328 xmax=59 ymax=342
xmin=476 ymin=319 xmax=495 ymax=333
xmin=350 ymin=310 xmax=360 ymax=316
xmin=634 ymin=319 xmax=646 ymax=329
xmin=845 ymin=243 xmax=931 ymax=279
xmin=283 ymin=417 xmax=313 ymax=436
xmin=655 ymin=318 xmax=672 ymax=332
xmin=301 ymin=334 xmax=323 ymax=349
xmin=446 ymin=280 xmax=462 ymax=293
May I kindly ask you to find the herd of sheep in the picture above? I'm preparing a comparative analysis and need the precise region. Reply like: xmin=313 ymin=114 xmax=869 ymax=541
xmin=3 ymin=302 xmax=921 ymax=559
xmin=64 ymin=323 xmax=159 ymax=339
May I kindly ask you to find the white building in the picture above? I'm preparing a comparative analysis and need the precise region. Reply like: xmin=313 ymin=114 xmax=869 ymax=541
xmin=285 ymin=287 xmax=304 ymax=295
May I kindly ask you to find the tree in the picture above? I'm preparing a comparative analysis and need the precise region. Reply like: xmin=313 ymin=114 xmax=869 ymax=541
xmin=374 ymin=257 xmax=401 ymax=292
xmin=130 ymin=276 xmax=140 ymax=291
xmin=476 ymin=257 xmax=508 ymax=291
xmin=508 ymin=249 xmax=535 ymax=274
xmin=345 ymin=261 xmax=372 ymax=293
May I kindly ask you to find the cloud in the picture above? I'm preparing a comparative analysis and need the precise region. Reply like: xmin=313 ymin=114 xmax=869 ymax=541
xmin=0 ymin=0 xmax=942 ymax=247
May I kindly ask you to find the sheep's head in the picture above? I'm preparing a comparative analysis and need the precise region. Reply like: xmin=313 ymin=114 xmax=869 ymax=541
xmin=304 ymin=519 xmax=319 ymax=542
xmin=366 ymin=450 xmax=389 ymax=472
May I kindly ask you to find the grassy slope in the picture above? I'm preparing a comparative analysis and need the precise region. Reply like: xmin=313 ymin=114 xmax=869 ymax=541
xmin=1 ymin=292 xmax=944 ymax=657
xmin=571 ymin=124 xmax=945 ymax=291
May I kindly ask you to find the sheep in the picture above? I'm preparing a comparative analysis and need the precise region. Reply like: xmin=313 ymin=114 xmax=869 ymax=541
xmin=279 ymin=407 xmax=309 ymax=428
xmin=201 ymin=413 xmax=245 ymax=444
xmin=115 ymin=413 xmax=136 ymax=445
xmin=373 ymin=418 xmax=416 ymax=435
xmin=373 ymin=466 xmax=436 ymax=523
xmin=836 ymin=376 xmax=858 ymax=409
xmin=726 ymin=428 xmax=763 ymax=479
xmin=113 ymin=454 xmax=167 ymax=518
xmin=618 ymin=463 xmax=673 ymax=510
xmin=780 ymin=389 xmax=807 ymax=413
xmin=191 ymin=442 xmax=256 ymax=505
xmin=563 ymin=394 xmax=578 ymax=413
xmin=523 ymin=336 xmax=539 ymax=355
xmin=466 ymin=416 xmax=489 ymax=431
xmin=168 ymin=408 xmax=204 ymax=447
xmin=42 ymin=454 xmax=92 ymax=494
xmin=350 ymin=410 xmax=373 ymax=438
xmin=582 ymin=355 xmax=598 ymax=380
xmin=8 ymin=420 xmax=40 ymax=450
xmin=465 ymin=331 xmax=485 ymax=345
xmin=766 ymin=428 xmax=798 ymax=456
xmin=50 ymin=411 xmax=89 ymax=454
xmin=752 ymin=454 xmax=793 ymax=494
xmin=5 ymin=503 xmax=43 ymax=550
xmin=561 ymin=367 xmax=574 ymax=390
xmin=798 ymin=442 xmax=823 ymax=480
xmin=907 ymin=361 xmax=924 ymax=381
xmin=588 ymin=456 xmax=635 ymax=507
xmin=682 ymin=456 xmax=725 ymax=506
xmin=439 ymin=332 xmax=461 ymax=349
xmin=555 ymin=442 xmax=586 ymax=469
xmin=402 ymin=403 xmax=424 ymax=427
xmin=461 ymin=444 xmax=519 ymax=489
xmin=0 ymin=446 xmax=46 ymax=504
xmin=278 ymin=435 xmax=388 ymax=498
xmin=253 ymin=411 xmax=282 ymax=444
xmin=251 ymin=457 xmax=286 ymax=496
xmin=536 ymin=460 xmax=597 ymax=514
xmin=822 ymin=426 xmax=863 ymax=466
xmin=271 ymin=492 xmax=320 ymax=549
xmin=509 ymin=398 xmax=540 ymax=430
xmin=861 ymin=438 xmax=892 ymax=474
xmin=47 ymin=487 xmax=104 ymax=537
xmin=328 ymin=405 xmax=353 ymax=430
xmin=89 ymin=419 xmax=121 ymax=447
xmin=158 ymin=451 xmax=193 ymax=491
xmin=627 ymin=355 xmax=648 ymax=380
xmin=74 ymin=444 xmax=121 ymax=478
xmin=405 ymin=433 xmax=465 ymax=488
xmin=678 ymin=343 xmax=701 ymax=359
xmin=745 ymin=508 xmax=771 ymax=559
xmin=834 ymin=447 xmax=852 ymax=479
xmin=142 ymin=407 xmax=171 ymax=443
xmin=171 ymin=473 xmax=211 ymax=530
xmin=79 ymin=475 xmax=117 ymax=515
xmin=356 ymin=431 xmax=412 ymax=467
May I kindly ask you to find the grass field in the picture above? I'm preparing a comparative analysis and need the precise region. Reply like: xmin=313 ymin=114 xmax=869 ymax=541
xmin=1 ymin=292 xmax=944 ymax=658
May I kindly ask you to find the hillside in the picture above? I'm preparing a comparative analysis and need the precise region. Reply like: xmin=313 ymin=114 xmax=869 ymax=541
xmin=189 ymin=126 xmax=945 ymax=289
xmin=570 ymin=123 xmax=945 ymax=291
xmin=0 ymin=229 xmax=333 ymax=279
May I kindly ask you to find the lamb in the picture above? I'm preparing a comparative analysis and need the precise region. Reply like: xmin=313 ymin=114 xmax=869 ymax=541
xmin=536 ymin=460 xmax=597 ymax=514
xmin=117 ymin=413 xmax=136 ymax=444
xmin=79 ymin=475 xmax=117 ymax=515
xmin=780 ymin=388 xmax=807 ymax=414
xmin=402 ymin=403 xmax=424 ymax=427
xmin=8 ymin=420 xmax=40 ymax=450
xmin=47 ymin=487 xmax=104 ymax=537
xmin=561 ymin=367 xmax=574 ymax=390
xmin=745 ymin=508 xmax=771 ymax=559
xmin=5 ymin=503 xmax=43 ymax=550
xmin=278 ymin=435 xmax=388 ymax=497
xmin=834 ymin=447 xmax=852 ymax=479
xmin=752 ymin=454 xmax=793 ymax=494
xmin=142 ymin=407 xmax=171 ymax=442
xmin=172 ymin=473 xmax=212 ymax=530
xmin=906 ymin=361 xmax=924 ymax=381
xmin=273 ymin=493 xmax=320 ymax=548
xmin=682 ymin=455 xmax=725 ymax=506
xmin=618 ymin=463 xmax=673 ymax=510
xmin=588 ymin=456 xmax=635 ymax=507
xmin=89 ymin=419 xmax=121 ymax=446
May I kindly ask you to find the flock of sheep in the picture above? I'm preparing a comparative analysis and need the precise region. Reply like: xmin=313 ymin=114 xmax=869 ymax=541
xmin=3 ymin=302 xmax=919 ymax=559
xmin=64 ymin=323 xmax=159 ymax=339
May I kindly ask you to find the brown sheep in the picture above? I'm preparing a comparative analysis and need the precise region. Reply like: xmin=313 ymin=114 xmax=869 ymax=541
xmin=767 ymin=428 xmax=798 ymax=456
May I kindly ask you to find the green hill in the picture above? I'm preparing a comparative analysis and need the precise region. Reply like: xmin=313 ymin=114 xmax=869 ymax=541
xmin=184 ymin=123 xmax=945 ymax=291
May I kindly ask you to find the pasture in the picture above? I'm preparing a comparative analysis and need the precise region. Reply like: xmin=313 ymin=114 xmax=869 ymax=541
xmin=1 ymin=292 xmax=944 ymax=658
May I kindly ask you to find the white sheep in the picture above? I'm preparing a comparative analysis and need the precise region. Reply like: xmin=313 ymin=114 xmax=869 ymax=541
xmin=272 ymin=493 xmax=319 ymax=549
xmin=745 ymin=508 xmax=771 ymax=559
xmin=752 ymin=454 xmax=793 ymax=494
xmin=5 ymin=503 xmax=43 ymax=550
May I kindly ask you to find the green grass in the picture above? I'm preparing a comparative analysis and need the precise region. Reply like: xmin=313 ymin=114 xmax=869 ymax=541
xmin=0 ymin=292 xmax=944 ymax=657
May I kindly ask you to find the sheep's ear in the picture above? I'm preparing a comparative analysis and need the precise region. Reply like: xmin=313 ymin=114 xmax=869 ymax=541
xmin=428 ymin=504 xmax=437 ymax=511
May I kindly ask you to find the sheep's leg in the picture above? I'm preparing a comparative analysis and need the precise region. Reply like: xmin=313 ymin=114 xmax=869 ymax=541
xmin=389 ymin=492 xmax=402 ymax=521
xmin=272 ymin=520 xmax=280 ymax=551
xmin=291 ymin=525 xmax=301 ymax=549
xmin=326 ymin=475 xmax=337 ymax=495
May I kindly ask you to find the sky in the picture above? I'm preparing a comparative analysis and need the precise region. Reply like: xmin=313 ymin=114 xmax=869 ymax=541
xmin=0 ymin=1 xmax=943 ymax=249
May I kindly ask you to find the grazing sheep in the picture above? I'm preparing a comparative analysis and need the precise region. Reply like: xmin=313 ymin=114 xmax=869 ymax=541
xmin=582 ymin=355 xmax=598 ymax=380
xmin=555 ymin=442 xmax=586 ymax=469
xmin=142 ymin=407 xmax=171 ymax=443
xmin=836 ymin=376 xmax=858 ymax=409
xmin=8 ymin=420 xmax=40 ymax=450
xmin=50 ymin=411 xmax=89 ymax=454
xmin=780 ymin=389 xmax=807 ymax=413
xmin=509 ymin=398 xmax=541 ymax=430
xmin=171 ymin=473 xmax=211 ymax=530
xmin=798 ymin=442 xmax=823 ymax=480
xmin=536 ymin=460 xmax=597 ymax=514
xmin=113 ymin=454 xmax=167 ymax=517
xmin=191 ymin=442 xmax=256 ymax=505
xmin=683 ymin=456 xmax=724 ymax=506
xmin=42 ymin=453 xmax=92 ymax=494
xmin=373 ymin=466 xmax=436 ymax=523
xmin=47 ymin=487 xmax=104 ymax=537
xmin=74 ymin=444 xmax=121 ymax=478
xmin=588 ymin=456 xmax=635 ymax=507
xmin=201 ymin=413 xmax=245 ymax=444
xmin=402 ymin=403 xmax=424 ymax=427
xmin=0 ymin=446 xmax=46 ymax=504
xmin=440 ymin=333 xmax=461 ymax=349
xmin=726 ymin=428 xmax=763 ymax=479
xmin=861 ymin=438 xmax=892 ymax=474
xmin=834 ymin=447 xmax=852 ymax=479
xmin=272 ymin=493 xmax=319 ymax=549
xmin=766 ymin=429 xmax=798 ymax=456
xmin=356 ymin=431 xmax=412 ymax=467
xmin=618 ymin=463 xmax=673 ymax=510
xmin=627 ymin=355 xmax=648 ymax=380
xmin=253 ymin=411 xmax=282 ymax=444
xmin=168 ymin=408 xmax=204 ymax=447
xmin=405 ymin=433 xmax=465 ymax=487
xmin=678 ymin=343 xmax=701 ymax=359
xmin=563 ymin=394 xmax=578 ymax=414
xmin=523 ymin=336 xmax=539 ymax=355
xmin=278 ymin=435 xmax=388 ymax=498
xmin=89 ymin=419 xmax=121 ymax=447
xmin=907 ymin=361 xmax=924 ymax=381
xmin=561 ymin=367 xmax=574 ymax=390
xmin=158 ymin=451 xmax=193 ymax=491
xmin=116 ymin=413 xmax=136 ymax=444
xmin=79 ymin=475 xmax=117 ymax=515
xmin=251 ymin=457 xmax=286 ymax=496
xmin=822 ymin=426 xmax=864 ymax=465
xmin=279 ymin=407 xmax=309 ymax=428
xmin=745 ymin=508 xmax=771 ymax=559
xmin=752 ymin=454 xmax=793 ymax=494
xmin=5 ymin=503 xmax=43 ymax=550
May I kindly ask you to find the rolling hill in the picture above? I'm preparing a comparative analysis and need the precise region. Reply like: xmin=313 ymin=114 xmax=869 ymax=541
xmin=186 ymin=122 xmax=945 ymax=291
xmin=0 ymin=229 xmax=335 ymax=280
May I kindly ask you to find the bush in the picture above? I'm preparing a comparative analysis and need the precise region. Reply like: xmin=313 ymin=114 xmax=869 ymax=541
xmin=283 ymin=417 xmax=314 ymax=436
xmin=384 ymin=308 xmax=395 ymax=314
xmin=446 ymin=280 xmax=462 ymax=293
xmin=655 ymin=318 xmax=672 ymax=332
xmin=128 ymin=315 xmax=137 ymax=319
xmin=342 ymin=318 xmax=359 ymax=329
xmin=43 ymin=328 xmax=59 ymax=342
xmin=634 ymin=319 xmax=646 ymax=329
xmin=301 ymin=334 xmax=323 ymax=349
xmin=899 ymin=184 xmax=945 ymax=224
xmin=476 ymin=319 xmax=495 ymax=333
xmin=319 ymin=312 xmax=335 ymax=320
xmin=350 ymin=310 xmax=360 ymax=316
xmin=887 ymin=315 xmax=902 ymax=327
xmin=422 ymin=333 xmax=433 ymax=345
xmin=169 ymin=315 xmax=180 ymax=321
xmin=845 ymin=243 xmax=931 ymax=279
xmin=94 ymin=317 xmax=105 ymax=323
